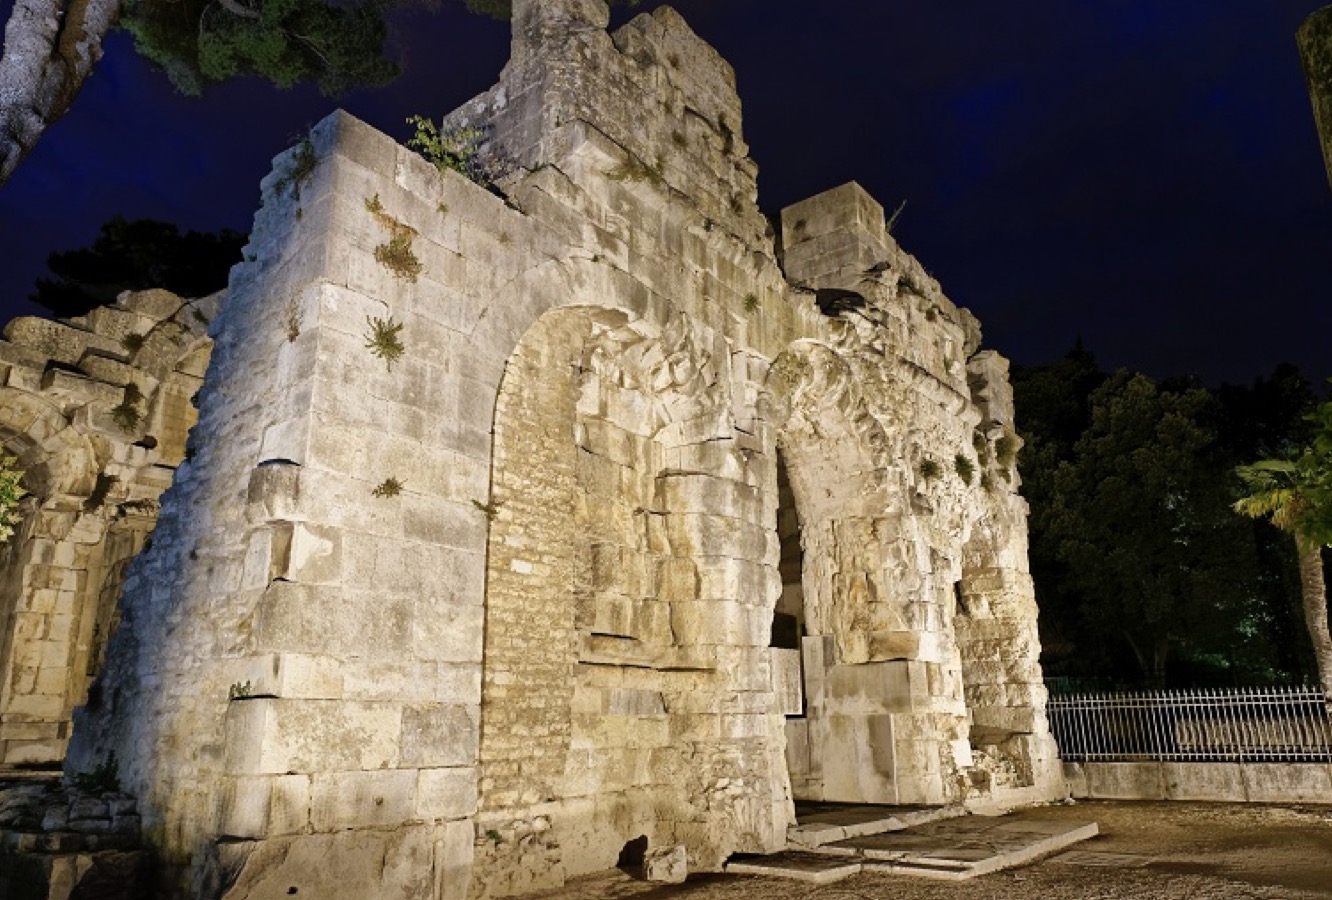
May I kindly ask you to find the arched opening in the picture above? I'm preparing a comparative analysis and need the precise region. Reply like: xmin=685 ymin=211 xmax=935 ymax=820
xmin=761 ymin=343 xmax=972 ymax=806
xmin=0 ymin=402 xmax=99 ymax=767
xmin=474 ymin=304 xmax=785 ymax=895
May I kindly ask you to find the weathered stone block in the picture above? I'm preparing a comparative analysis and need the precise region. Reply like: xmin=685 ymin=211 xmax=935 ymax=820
xmin=310 ymin=769 xmax=418 ymax=830
xmin=416 ymin=767 xmax=479 ymax=820
xmin=643 ymin=844 xmax=688 ymax=883
xmin=225 ymin=699 xmax=403 ymax=774
xmin=218 ymin=776 xmax=272 ymax=839
xmin=771 ymin=648 xmax=803 ymax=716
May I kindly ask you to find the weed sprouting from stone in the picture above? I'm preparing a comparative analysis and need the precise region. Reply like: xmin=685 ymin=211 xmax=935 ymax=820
xmin=472 ymin=498 xmax=501 ymax=520
xmin=120 ymin=333 xmax=144 ymax=354
xmin=374 ymin=234 xmax=423 ymax=282
xmin=886 ymin=199 xmax=907 ymax=234
xmin=364 ymin=316 xmax=405 ymax=370
xmin=920 ymin=459 xmax=942 ymax=480
xmin=110 ymin=383 xmax=144 ymax=433
xmin=605 ymin=153 xmax=664 ymax=188
xmin=743 ymin=293 xmax=760 ymax=314
xmin=284 ymin=301 xmax=302 ymax=342
xmin=276 ymin=138 xmax=318 ymax=200
xmin=955 ymin=454 xmax=976 ymax=485
xmin=373 ymin=477 xmax=404 ymax=498
xmin=72 ymin=754 xmax=120 ymax=793
xmin=83 ymin=474 xmax=118 ymax=512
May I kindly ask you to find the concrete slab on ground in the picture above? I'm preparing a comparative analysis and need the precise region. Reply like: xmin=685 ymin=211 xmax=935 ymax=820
xmin=724 ymin=852 xmax=862 ymax=884
xmin=731 ymin=809 xmax=1099 ymax=885
xmin=786 ymin=802 xmax=965 ymax=847
xmin=836 ymin=816 xmax=1099 ymax=880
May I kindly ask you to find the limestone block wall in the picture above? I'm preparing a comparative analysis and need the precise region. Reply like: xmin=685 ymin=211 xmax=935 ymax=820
xmin=0 ymin=290 xmax=213 ymax=767
xmin=64 ymin=1 xmax=1065 ymax=897
xmin=956 ymin=353 xmax=1065 ymax=807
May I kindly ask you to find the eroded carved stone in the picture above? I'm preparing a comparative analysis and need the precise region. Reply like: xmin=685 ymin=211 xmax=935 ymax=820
xmin=0 ymin=288 xmax=215 ymax=768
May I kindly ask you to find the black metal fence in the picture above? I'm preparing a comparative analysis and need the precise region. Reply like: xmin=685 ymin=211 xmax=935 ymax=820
xmin=1047 ymin=686 xmax=1332 ymax=763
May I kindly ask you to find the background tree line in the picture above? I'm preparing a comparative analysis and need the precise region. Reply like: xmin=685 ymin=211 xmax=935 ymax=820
xmin=1014 ymin=346 xmax=1330 ymax=691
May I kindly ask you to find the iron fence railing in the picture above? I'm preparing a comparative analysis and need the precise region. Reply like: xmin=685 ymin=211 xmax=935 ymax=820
xmin=1047 ymin=686 xmax=1332 ymax=763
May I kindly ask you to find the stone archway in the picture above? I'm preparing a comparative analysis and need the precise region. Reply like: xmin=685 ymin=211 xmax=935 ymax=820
xmin=0 ymin=391 xmax=102 ymax=766
xmin=474 ymin=302 xmax=788 ymax=896
xmin=759 ymin=342 xmax=973 ymax=807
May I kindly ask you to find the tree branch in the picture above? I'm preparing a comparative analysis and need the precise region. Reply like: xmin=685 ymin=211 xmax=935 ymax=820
xmin=0 ymin=0 xmax=120 ymax=186
xmin=215 ymin=0 xmax=261 ymax=20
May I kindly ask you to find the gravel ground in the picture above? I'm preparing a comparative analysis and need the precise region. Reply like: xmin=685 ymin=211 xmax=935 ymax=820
xmin=519 ymin=801 xmax=1332 ymax=900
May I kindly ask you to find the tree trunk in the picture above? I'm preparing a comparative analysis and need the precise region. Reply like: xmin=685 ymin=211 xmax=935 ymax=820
xmin=0 ymin=0 xmax=120 ymax=186
xmin=1151 ymin=637 xmax=1169 ymax=690
xmin=1295 ymin=536 xmax=1332 ymax=697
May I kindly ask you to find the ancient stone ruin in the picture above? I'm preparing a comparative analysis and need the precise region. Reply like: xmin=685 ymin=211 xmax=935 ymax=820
xmin=3 ymin=1 xmax=1066 ymax=896
xmin=0 ymin=290 xmax=215 ymax=767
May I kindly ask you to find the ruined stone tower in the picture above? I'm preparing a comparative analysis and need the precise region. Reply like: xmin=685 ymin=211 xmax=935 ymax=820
xmin=38 ymin=0 xmax=1066 ymax=895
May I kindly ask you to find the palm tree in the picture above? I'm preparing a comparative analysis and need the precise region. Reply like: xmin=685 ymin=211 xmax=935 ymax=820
xmin=1235 ymin=458 xmax=1332 ymax=696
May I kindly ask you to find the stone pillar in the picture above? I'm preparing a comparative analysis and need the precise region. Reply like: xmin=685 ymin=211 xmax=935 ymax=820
xmin=1299 ymin=7 xmax=1332 ymax=195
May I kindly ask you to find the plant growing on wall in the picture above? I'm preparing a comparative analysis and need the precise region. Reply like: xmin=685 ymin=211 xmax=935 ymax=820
xmin=373 ymin=477 xmax=404 ymax=498
xmin=605 ymin=152 xmax=664 ymax=188
xmin=110 ymin=383 xmax=145 ymax=433
xmin=406 ymin=115 xmax=500 ymax=188
xmin=72 ymin=754 xmax=120 ymax=793
xmin=83 ymin=474 xmax=119 ymax=513
xmin=0 ymin=455 xmax=26 ymax=544
xmin=365 ymin=193 xmax=424 ymax=282
xmin=363 ymin=316 xmax=405 ymax=371
xmin=955 ymin=453 xmax=976 ymax=485
xmin=284 ymin=300 xmax=302 ymax=342
xmin=275 ymin=138 xmax=319 ymax=200
xmin=374 ymin=233 xmax=423 ymax=281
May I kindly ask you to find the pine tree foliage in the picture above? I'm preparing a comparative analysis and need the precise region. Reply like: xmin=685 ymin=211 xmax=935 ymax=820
xmin=121 ymin=0 xmax=404 ymax=96
xmin=32 ymin=217 xmax=246 ymax=318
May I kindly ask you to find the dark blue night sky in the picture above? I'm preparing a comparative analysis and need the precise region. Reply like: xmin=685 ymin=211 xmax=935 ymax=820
xmin=1 ymin=0 xmax=1328 ymax=385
